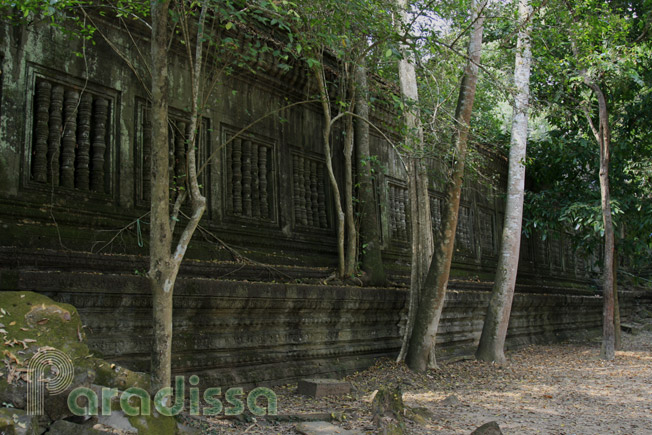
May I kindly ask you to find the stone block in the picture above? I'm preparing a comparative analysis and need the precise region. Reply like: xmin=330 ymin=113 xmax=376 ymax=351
xmin=295 ymin=421 xmax=362 ymax=435
xmin=471 ymin=421 xmax=503 ymax=435
xmin=297 ymin=379 xmax=351 ymax=398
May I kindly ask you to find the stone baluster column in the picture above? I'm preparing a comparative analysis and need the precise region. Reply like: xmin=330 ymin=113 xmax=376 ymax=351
xmin=242 ymin=140 xmax=252 ymax=216
xmin=304 ymin=158 xmax=313 ymax=226
xmin=232 ymin=138 xmax=242 ymax=214
xmin=310 ymin=161 xmax=319 ymax=226
xmin=90 ymin=98 xmax=108 ymax=192
xmin=60 ymin=89 xmax=79 ymax=188
xmin=75 ymin=93 xmax=92 ymax=190
xmin=251 ymin=143 xmax=260 ymax=218
xmin=175 ymin=121 xmax=187 ymax=189
xmin=142 ymin=108 xmax=152 ymax=202
xmin=258 ymin=146 xmax=268 ymax=218
xmin=317 ymin=164 xmax=328 ymax=228
xmin=47 ymin=85 xmax=64 ymax=185
xmin=32 ymin=80 xmax=51 ymax=183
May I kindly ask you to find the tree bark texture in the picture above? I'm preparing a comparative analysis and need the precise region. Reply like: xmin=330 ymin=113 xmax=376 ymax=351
xmin=149 ymin=0 xmax=174 ymax=393
xmin=148 ymin=1 xmax=208 ymax=392
xmin=314 ymin=65 xmax=346 ymax=278
xmin=476 ymin=0 xmax=533 ymax=364
xmin=583 ymin=82 xmax=615 ymax=361
xmin=395 ymin=0 xmax=435 ymax=363
xmin=405 ymin=0 xmax=487 ymax=372
xmin=344 ymin=112 xmax=358 ymax=277
xmin=355 ymin=64 xmax=386 ymax=286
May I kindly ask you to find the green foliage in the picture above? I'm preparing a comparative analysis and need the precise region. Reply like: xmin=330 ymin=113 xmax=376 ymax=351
xmin=524 ymin=0 xmax=652 ymax=269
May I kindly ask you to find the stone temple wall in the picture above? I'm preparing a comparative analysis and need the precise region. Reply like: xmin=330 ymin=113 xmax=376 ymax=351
xmin=0 ymin=19 xmax=592 ymax=283
xmin=0 ymin=18 xmax=615 ymax=384
xmin=2 ymin=267 xmax=636 ymax=387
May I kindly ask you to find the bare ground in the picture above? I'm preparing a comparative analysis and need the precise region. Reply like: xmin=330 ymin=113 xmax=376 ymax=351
xmin=194 ymin=330 xmax=652 ymax=434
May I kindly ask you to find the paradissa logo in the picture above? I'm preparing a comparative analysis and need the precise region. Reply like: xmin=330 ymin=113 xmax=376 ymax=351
xmin=67 ymin=376 xmax=277 ymax=417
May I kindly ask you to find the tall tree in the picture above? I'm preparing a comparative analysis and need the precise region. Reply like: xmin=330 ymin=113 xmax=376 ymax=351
xmin=524 ymin=0 xmax=650 ymax=361
xmin=355 ymin=62 xmax=387 ymax=286
xmin=294 ymin=0 xmax=396 ymax=280
xmin=395 ymin=0 xmax=434 ymax=363
xmin=149 ymin=0 xmax=208 ymax=390
xmin=406 ymin=0 xmax=488 ymax=372
xmin=476 ymin=0 xmax=533 ymax=364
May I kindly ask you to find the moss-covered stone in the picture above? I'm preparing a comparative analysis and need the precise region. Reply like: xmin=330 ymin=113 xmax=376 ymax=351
xmin=0 ymin=291 xmax=95 ymax=412
xmin=0 ymin=291 xmax=151 ymax=421
xmin=93 ymin=359 xmax=151 ymax=393
xmin=0 ymin=407 xmax=40 ymax=435
xmin=128 ymin=410 xmax=177 ymax=435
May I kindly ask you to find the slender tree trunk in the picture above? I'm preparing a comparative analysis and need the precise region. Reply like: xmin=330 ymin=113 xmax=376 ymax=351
xmin=405 ymin=0 xmax=487 ymax=372
xmin=395 ymin=0 xmax=434 ymax=363
xmin=613 ymin=243 xmax=621 ymax=350
xmin=148 ymin=1 xmax=208 ymax=391
xmin=344 ymin=112 xmax=357 ymax=277
xmin=314 ymin=65 xmax=346 ymax=278
xmin=355 ymin=64 xmax=386 ymax=286
xmin=598 ymin=113 xmax=615 ymax=361
xmin=567 ymin=1 xmax=615 ymax=361
xmin=476 ymin=0 xmax=533 ymax=364
xmin=582 ymin=82 xmax=615 ymax=360
xmin=149 ymin=0 xmax=173 ymax=392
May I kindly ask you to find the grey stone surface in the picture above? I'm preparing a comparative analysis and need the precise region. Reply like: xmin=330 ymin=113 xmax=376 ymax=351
xmin=470 ymin=421 xmax=503 ymax=435
xmin=97 ymin=411 xmax=137 ymax=433
xmin=47 ymin=419 xmax=105 ymax=435
xmin=295 ymin=421 xmax=363 ymax=435
xmin=298 ymin=379 xmax=352 ymax=398
xmin=0 ymin=408 xmax=39 ymax=435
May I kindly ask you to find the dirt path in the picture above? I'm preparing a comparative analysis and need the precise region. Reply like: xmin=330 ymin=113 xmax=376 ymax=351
xmin=198 ymin=331 xmax=652 ymax=434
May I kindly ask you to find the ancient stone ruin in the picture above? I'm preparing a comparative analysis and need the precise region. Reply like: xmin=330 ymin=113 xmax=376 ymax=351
xmin=0 ymin=14 xmax=636 ymax=390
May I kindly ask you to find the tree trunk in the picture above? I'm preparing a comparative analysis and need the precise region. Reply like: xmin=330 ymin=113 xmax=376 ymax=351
xmin=149 ymin=0 xmax=173 ymax=392
xmin=476 ymin=0 xmax=533 ymax=364
xmin=613 ymin=243 xmax=621 ymax=350
xmin=344 ymin=112 xmax=357 ymax=277
xmin=148 ymin=1 xmax=208 ymax=391
xmin=405 ymin=0 xmax=487 ymax=372
xmin=395 ymin=0 xmax=434 ymax=363
xmin=313 ymin=65 xmax=346 ymax=278
xmin=355 ymin=64 xmax=386 ymax=286
xmin=583 ymin=82 xmax=615 ymax=361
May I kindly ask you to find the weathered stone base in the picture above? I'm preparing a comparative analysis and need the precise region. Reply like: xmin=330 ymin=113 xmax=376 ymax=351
xmin=0 ymin=264 xmax=641 ymax=388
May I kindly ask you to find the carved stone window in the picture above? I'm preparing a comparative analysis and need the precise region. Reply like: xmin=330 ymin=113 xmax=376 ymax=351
xmin=520 ymin=233 xmax=533 ymax=262
xmin=135 ymin=100 xmax=210 ymax=207
xmin=430 ymin=194 xmax=442 ymax=230
xmin=455 ymin=205 xmax=474 ymax=254
xmin=223 ymin=127 xmax=276 ymax=223
xmin=534 ymin=232 xmax=548 ymax=265
xmin=29 ymin=77 xmax=113 ymax=195
xmin=478 ymin=208 xmax=495 ymax=256
xmin=563 ymin=235 xmax=575 ymax=273
xmin=388 ymin=181 xmax=409 ymax=243
xmin=549 ymin=235 xmax=563 ymax=268
xmin=291 ymin=152 xmax=330 ymax=229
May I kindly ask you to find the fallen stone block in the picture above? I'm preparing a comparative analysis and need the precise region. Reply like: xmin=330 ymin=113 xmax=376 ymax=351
xmin=471 ymin=421 xmax=503 ymax=435
xmin=297 ymin=379 xmax=351 ymax=398
xmin=47 ymin=419 xmax=104 ymax=435
xmin=0 ymin=407 xmax=39 ymax=435
xmin=621 ymin=323 xmax=643 ymax=335
xmin=295 ymin=421 xmax=362 ymax=435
